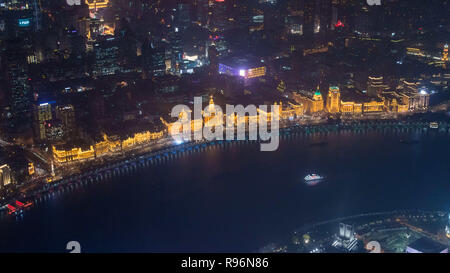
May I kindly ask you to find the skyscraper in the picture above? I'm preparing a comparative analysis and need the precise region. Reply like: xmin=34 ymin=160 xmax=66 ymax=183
xmin=443 ymin=44 xmax=449 ymax=61
xmin=302 ymin=0 xmax=332 ymax=36
xmin=55 ymin=105 xmax=76 ymax=138
xmin=2 ymin=40 xmax=32 ymax=121
xmin=0 ymin=164 xmax=13 ymax=190
xmin=169 ymin=27 xmax=183 ymax=74
xmin=176 ymin=3 xmax=191 ymax=31
xmin=193 ymin=0 xmax=209 ymax=26
xmin=146 ymin=41 xmax=167 ymax=77
xmin=209 ymin=0 xmax=229 ymax=32
xmin=442 ymin=44 xmax=448 ymax=68
xmin=33 ymin=101 xmax=54 ymax=142
xmin=92 ymin=36 xmax=120 ymax=77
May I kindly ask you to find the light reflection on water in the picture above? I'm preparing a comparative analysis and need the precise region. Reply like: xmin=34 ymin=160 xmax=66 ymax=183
xmin=0 ymin=129 xmax=449 ymax=252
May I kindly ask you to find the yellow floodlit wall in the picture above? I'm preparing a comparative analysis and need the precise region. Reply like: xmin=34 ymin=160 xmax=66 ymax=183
xmin=327 ymin=86 xmax=341 ymax=113
xmin=363 ymin=100 xmax=385 ymax=112
xmin=397 ymin=104 xmax=409 ymax=113
xmin=312 ymin=93 xmax=324 ymax=113
xmin=53 ymin=145 xmax=95 ymax=163
xmin=246 ymin=67 xmax=266 ymax=79
xmin=53 ymin=130 xmax=164 ymax=163
xmin=341 ymin=101 xmax=355 ymax=114
xmin=86 ymin=0 xmax=109 ymax=9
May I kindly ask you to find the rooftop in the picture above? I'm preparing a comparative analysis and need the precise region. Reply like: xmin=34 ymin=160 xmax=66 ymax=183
xmin=218 ymin=55 xmax=264 ymax=69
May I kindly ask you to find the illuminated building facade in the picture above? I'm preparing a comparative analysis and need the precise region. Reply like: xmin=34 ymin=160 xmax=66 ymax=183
xmin=382 ymin=92 xmax=409 ymax=113
xmin=55 ymin=105 xmax=76 ymax=138
xmin=218 ymin=63 xmax=266 ymax=79
xmin=45 ymin=120 xmax=64 ymax=142
xmin=388 ymin=98 xmax=409 ymax=113
xmin=93 ymin=36 xmax=120 ymax=77
xmin=86 ymin=0 xmax=109 ymax=18
xmin=291 ymin=90 xmax=324 ymax=114
xmin=443 ymin=44 xmax=448 ymax=68
xmin=367 ymin=76 xmax=387 ymax=97
xmin=397 ymin=81 xmax=430 ymax=111
xmin=280 ymin=102 xmax=305 ymax=119
xmin=3 ymin=42 xmax=32 ymax=120
xmin=162 ymin=96 xmax=300 ymax=136
xmin=53 ymin=130 xmax=164 ymax=163
xmin=362 ymin=99 xmax=385 ymax=113
xmin=303 ymin=45 xmax=329 ymax=56
xmin=441 ymin=44 xmax=448 ymax=62
xmin=286 ymin=14 xmax=303 ymax=35
xmin=161 ymin=96 xmax=221 ymax=135
xmin=397 ymin=84 xmax=430 ymax=111
xmin=405 ymin=47 xmax=442 ymax=64
xmin=397 ymin=103 xmax=409 ymax=113
xmin=33 ymin=101 xmax=54 ymax=141
xmin=169 ymin=25 xmax=183 ymax=74
xmin=302 ymin=0 xmax=332 ymax=36
xmin=333 ymin=223 xmax=358 ymax=252
xmin=53 ymin=145 xmax=95 ymax=163
xmin=340 ymin=101 xmax=362 ymax=114
xmin=203 ymin=96 xmax=223 ymax=129
xmin=246 ymin=67 xmax=266 ymax=79
xmin=0 ymin=0 xmax=42 ymax=33
xmin=326 ymin=86 xmax=341 ymax=113
xmin=258 ymin=101 xmax=304 ymax=122
xmin=312 ymin=92 xmax=325 ymax=113
xmin=146 ymin=41 xmax=167 ymax=77
xmin=121 ymin=131 xmax=164 ymax=150
xmin=0 ymin=164 xmax=13 ymax=189
xmin=402 ymin=80 xmax=420 ymax=93
xmin=86 ymin=0 xmax=109 ymax=9
xmin=403 ymin=92 xmax=429 ymax=111
xmin=339 ymin=90 xmax=386 ymax=115
xmin=28 ymin=162 xmax=35 ymax=176
xmin=209 ymin=0 xmax=232 ymax=32
xmin=218 ymin=57 xmax=266 ymax=80
xmin=406 ymin=47 xmax=426 ymax=58
xmin=161 ymin=109 xmax=203 ymax=135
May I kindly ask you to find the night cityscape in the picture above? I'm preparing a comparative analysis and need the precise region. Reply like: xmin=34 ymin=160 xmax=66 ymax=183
xmin=0 ymin=0 xmax=449 ymax=260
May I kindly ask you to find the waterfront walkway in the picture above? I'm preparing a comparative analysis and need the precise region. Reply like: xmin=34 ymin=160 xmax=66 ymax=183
xmin=2 ymin=119 xmax=449 ymax=210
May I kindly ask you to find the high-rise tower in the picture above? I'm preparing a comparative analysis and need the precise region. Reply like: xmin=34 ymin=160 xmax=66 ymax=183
xmin=33 ymin=101 xmax=54 ymax=142
xmin=0 ymin=164 xmax=13 ymax=190
xmin=442 ymin=44 xmax=448 ymax=68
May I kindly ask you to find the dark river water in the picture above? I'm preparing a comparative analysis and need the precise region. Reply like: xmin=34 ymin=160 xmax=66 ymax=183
xmin=0 ymin=130 xmax=449 ymax=252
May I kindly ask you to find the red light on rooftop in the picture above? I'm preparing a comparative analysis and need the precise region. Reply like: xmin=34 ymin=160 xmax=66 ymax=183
xmin=335 ymin=20 xmax=344 ymax=28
